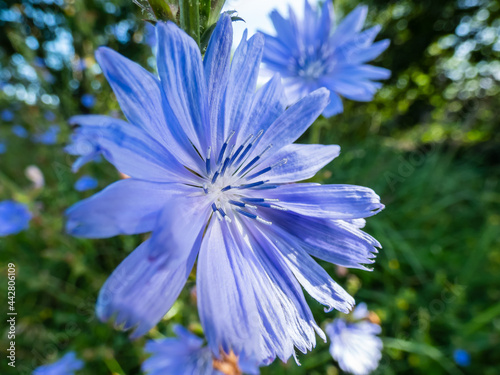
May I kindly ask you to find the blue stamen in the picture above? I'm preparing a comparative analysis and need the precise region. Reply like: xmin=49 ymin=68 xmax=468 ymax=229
xmin=237 ymin=180 xmax=267 ymax=189
xmin=235 ymin=130 xmax=263 ymax=168
xmin=235 ymin=208 xmax=272 ymax=225
xmin=246 ymin=158 xmax=287 ymax=180
xmin=246 ymin=166 xmax=271 ymax=180
xmin=206 ymin=147 xmax=211 ymax=175
xmin=220 ymin=156 xmax=231 ymax=176
xmin=217 ymin=130 xmax=235 ymax=165
xmin=211 ymin=171 xmax=219 ymax=184
xmin=229 ymin=200 xmax=246 ymax=208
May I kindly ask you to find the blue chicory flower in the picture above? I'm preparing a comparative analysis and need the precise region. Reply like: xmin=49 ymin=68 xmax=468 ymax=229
xmin=74 ymin=175 xmax=98 ymax=191
xmin=12 ymin=124 xmax=29 ymax=138
xmin=0 ymin=200 xmax=32 ymax=236
xmin=64 ymin=121 xmax=106 ymax=172
xmin=1 ymin=109 xmax=15 ymax=122
xmin=326 ymin=303 xmax=383 ymax=375
xmin=66 ymin=15 xmax=383 ymax=364
xmin=453 ymin=349 xmax=470 ymax=367
xmin=32 ymin=352 xmax=84 ymax=375
xmin=81 ymin=94 xmax=96 ymax=108
xmin=142 ymin=325 xmax=260 ymax=375
xmin=33 ymin=125 xmax=60 ymax=145
xmin=261 ymin=1 xmax=390 ymax=117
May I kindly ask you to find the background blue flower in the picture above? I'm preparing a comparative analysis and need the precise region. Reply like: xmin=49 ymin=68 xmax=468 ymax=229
xmin=326 ymin=303 xmax=382 ymax=375
xmin=65 ymin=122 xmax=105 ymax=172
xmin=32 ymin=352 xmax=84 ymax=375
xmin=44 ymin=110 xmax=56 ymax=122
xmin=453 ymin=349 xmax=470 ymax=367
xmin=66 ymin=14 xmax=383 ymax=365
xmin=0 ymin=200 xmax=32 ymax=236
xmin=74 ymin=175 xmax=98 ymax=191
xmin=261 ymin=1 xmax=390 ymax=117
xmin=12 ymin=124 xmax=29 ymax=138
xmin=1 ymin=109 xmax=15 ymax=122
xmin=33 ymin=125 xmax=60 ymax=145
xmin=81 ymin=94 xmax=96 ymax=108
xmin=142 ymin=325 xmax=260 ymax=375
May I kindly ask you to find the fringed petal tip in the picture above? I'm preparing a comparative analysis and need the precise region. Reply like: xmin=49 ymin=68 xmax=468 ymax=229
xmin=96 ymin=299 xmax=152 ymax=340
xmin=324 ymin=295 xmax=355 ymax=314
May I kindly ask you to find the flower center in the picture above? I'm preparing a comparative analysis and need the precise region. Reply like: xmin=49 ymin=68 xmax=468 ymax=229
xmin=294 ymin=44 xmax=335 ymax=80
xmin=194 ymin=130 xmax=287 ymax=225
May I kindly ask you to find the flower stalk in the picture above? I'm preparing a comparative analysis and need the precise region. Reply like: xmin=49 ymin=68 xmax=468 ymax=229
xmin=179 ymin=0 xmax=201 ymax=45
xmin=142 ymin=0 xmax=228 ymax=48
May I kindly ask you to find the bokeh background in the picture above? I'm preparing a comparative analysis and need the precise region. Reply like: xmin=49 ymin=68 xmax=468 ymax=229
xmin=1 ymin=0 xmax=499 ymax=374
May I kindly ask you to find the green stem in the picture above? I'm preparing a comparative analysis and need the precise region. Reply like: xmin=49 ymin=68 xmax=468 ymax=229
xmin=0 ymin=171 xmax=21 ymax=195
xmin=200 ymin=0 xmax=211 ymax=29
xmin=148 ymin=0 xmax=175 ymax=22
xmin=209 ymin=0 xmax=226 ymax=26
xmin=179 ymin=0 xmax=200 ymax=45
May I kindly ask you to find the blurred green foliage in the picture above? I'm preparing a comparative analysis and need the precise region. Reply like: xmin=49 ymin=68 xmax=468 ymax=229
xmin=1 ymin=0 xmax=499 ymax=374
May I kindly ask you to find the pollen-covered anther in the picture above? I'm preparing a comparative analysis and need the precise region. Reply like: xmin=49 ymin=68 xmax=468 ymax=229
xmin=235 ymin=208 xmax=272 ymax=225
xmin=245 ymin=158 xmax=287 ymax=181
xmin=213 ymin=351 xmax=242 ymax=375
xmin=218 ymin=130 xmax=236 ymax=164
xmin=238 ymin=143 xmax=273 ymax=177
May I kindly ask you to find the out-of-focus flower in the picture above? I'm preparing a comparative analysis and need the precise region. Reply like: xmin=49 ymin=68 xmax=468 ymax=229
xmin=81 ymin=94 xmax=96 ymax=108
xmin=44 ymin=110 xmax=56 ymax=122
xmin=1 ymin=109 xmax=14 ymax=122
xmin=0 ymin=200 xmax=32 ymax=236
xmin=25 ymin=165 xmax=45 ymax=189
xmin=142 ymin=325 xmax=259 ymax=375
xmin=32 ymin=352 xmax=84 ymax=375
xmin=0 ymin=140 xmax=6 ymax=154
xmin=66 ymin=16 xmax=383 ymax=364
xmin=453 ymin=349 xmax=470 ymax=367
xmin=74 ymin=175 xmax=98 ymax=191
xmin=261 ymin=1 xmax=390 ymax=117
xmin=12 ymin=125 xmax=29 ymax=138
xmin=326 ymin=303 xmax=382 ymax=375
xmin=33 ymin=125 xmax=60 ymax=145
xmin=65 ymin=121 xmax=105 ymax=172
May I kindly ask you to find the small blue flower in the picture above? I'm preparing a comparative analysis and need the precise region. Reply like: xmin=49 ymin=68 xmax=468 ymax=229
xmin=0 ymin=140 xmax=6 ymax=154
xmin=261 ymin=1 xmax=390 ymax=117
xmin=33 ymin=125 xmax=60 ymax=145
xmin=0 ymin=200 xmax=32 ymax=236
xmin=66 ymin=15 xmax=383 ymax=364
xmin=12 ymin=125 xmax=29 ymax=138
xmin=33 ymin=352 xmax=84 ymax=375
xmin=81 ymin=94 xmax=96 ymax=108
xmin=44 ymin=110 xmax=57 ymax=122
xmin=74 ymin=175 xmax=98 ymax=191
xmin=143 ymin=325 xmax=260 ymax=375
xmin=453 ymin=349 xmax=470 ymax=367
xmin=1 ymin=109 xmax=15 ymax=122
xmin=326 ymin=303 xmax=382 ymax=375
xmin=65 ymin=121 xmax=106 ymax=172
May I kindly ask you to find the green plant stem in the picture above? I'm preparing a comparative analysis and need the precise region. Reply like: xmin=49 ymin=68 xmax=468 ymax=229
xmin=179 ymin=0 xmax=200 ymax=45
